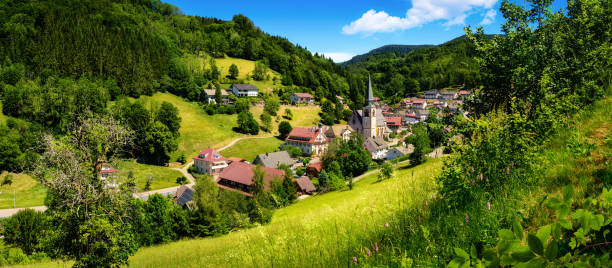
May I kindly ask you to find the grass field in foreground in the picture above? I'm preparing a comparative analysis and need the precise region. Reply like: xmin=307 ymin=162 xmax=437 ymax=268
xmin=125 ymin=159 xmax=442 ymax=267
xmin=219 ymin=137 xmax=284 ymax=162
xmin=115 ymin=160 xmax=184 ymax=192
xmin=0 ymin=172 xmax=46 ymax=209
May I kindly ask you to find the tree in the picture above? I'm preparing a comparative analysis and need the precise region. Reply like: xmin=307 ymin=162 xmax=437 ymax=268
xmin=283 ymin=108 xmax=293 ymax=120
xmin=318 ymin=171 xmax=329 ymax=189
xmin=283 ymin=145 xmax=302 ymax=158
xmin=228 ymin=64 xmax=239 ymax=79
xmin=156 ymin=101 xmax=181 ymax=137
xmin=378 ymin=163 xmax=393 ymax=181
xmin=143 ymin=122 xmax=178 ymax=165
xmin=141 ymin=194 xmax=175 ymax=245
xmin=190 ymin=175 xmax=222 ymax=237
xmin=278 ymin=121 xmax=293 ymax=138
xmin=237 ymin=111 xmax=259 ymax=135
xmin=32 ymin=115 xmax=137 ymax=267
xmin=405 ymin=124 xmax=431 ymax=166
xmin=3 ymin=209 xmax=48 ymax=255
xmin=214 ymin=87 xmax=223 ymax=104
xmin=264 ymin=95 xmax=280 ymax=116
xmin=260 ymin=112 xmax=272 ymax=132
xmin=0 ymin=136 xmax=21 ymax=171
xmin=252 ymin=61 xmax=267 ymax=81
xmin=235 ymin=98 xmax=250 ymax=113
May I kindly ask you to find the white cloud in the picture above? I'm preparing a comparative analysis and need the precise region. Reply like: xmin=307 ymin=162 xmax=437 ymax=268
xmin=480 ymin=9 xmax=497 ymax=25
xmin=319 ymin=52 xmax=355 ymax=63
xmin=342 ymin=0 xmax=498 ymax=35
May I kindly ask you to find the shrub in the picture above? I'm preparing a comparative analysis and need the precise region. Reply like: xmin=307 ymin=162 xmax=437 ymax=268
xmin=3 ymin=209 xmax=48 ymax=255
xmin=278 ymin=121 xmax=292 ymax=138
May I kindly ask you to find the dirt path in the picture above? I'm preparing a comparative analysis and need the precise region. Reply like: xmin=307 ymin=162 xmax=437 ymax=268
xmin=0 ymin=206 xmax=47 ymax=218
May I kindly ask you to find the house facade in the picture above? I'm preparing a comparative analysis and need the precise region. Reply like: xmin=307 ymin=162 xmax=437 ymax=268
xmin=193 ymin=147 xmax=228 ymax=177
xmin=385 ymin=116 xmax=402 ymax=133
xmin=290 ymin=93 xmax=315 ymax=105
xmin=440 ymin=90 xmax=458 ymax=100
xmin=364 ymin=136 xmax=389 ymax=160
xmin=424 ymin=90 xmax=440 ymax=99
xmin=202 ymin=89 xmax=230 ymax=104
xmin=231 ymin=84 xmax=258 ymax=97
xmin=285 ymin=125 xmax=329 ymax=156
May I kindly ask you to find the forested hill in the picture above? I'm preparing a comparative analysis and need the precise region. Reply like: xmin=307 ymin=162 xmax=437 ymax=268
xmin=0 ymin=0 xmax=349 ymax=100
xmin=344 ymin=36 xmax=483 ymax=103
xmin=340 ymin=44 xmax=434 ymax=66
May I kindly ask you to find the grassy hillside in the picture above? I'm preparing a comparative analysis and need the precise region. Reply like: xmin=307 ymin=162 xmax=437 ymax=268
xmin=251 ymin=105 xmax=322 ymax=130
xmin=220 ymin=137 xmax=284 ymax=162
xmin=115 ymin=160 xmax=184 ymax=192
xmin=125 ymin=159 xmax=442 ymax=267
xmin=0 ymin=172 xmax=46 ymax=209
xmin=0 ymin=101 xmax=6 ymax=124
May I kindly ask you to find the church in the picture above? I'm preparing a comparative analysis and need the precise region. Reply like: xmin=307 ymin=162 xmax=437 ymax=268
xmin=349 ymin=76 xmax=388 ymax=139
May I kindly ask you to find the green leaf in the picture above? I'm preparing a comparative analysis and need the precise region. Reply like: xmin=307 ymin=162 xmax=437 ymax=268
xmin=500 ymin=255 xmax=515 ymax=265
xmin=499 ymin=229 xmax=515 ymax=240
xmin=544 ymin=240 xmax=558 ymax=259
xmin=470 ymin=245 xmax=478 ymax=259
xmin=546 ymin=197 xmax=561 ymax=209
xmin=525 ymin=257 xmax=547 ymax=268
xmin=536 ymin=225 xmax=551 ymax=246
xmin=558 ymin=219 xmax=572 ymax=230
xmin=563 ymin=185 xmax=574 ymax=202
xmin=454 ymin=247 xmax=469 ymax=260
xmin=511 ymin=247 xmax=535 ymax=262
xmin=513 ymin=219 xmax=524 ymax=240
xmin=527 ymin=234 xmax=544 ymax=255
xmin=482 ymin=249 xmax=497 ymax=261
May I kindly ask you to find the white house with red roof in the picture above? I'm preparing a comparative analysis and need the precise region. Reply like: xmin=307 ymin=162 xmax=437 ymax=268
xmin=217 ymin=161 xmax=285 ymax=196
xmin=290 ymin=93 xmax=315 ymax=105
xmin=285 ymin=124 xmax=329 ymax=156
xmin=385 ymin=116 xmax=402 ymax=132
xmin=193 ymin=147 xmax=228 ymax=177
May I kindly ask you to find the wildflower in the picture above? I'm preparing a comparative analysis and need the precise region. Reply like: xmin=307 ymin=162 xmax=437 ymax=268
xmin=366 ymin=248 xmax=371 ymax=257
xmin=506 ymin=167 xmax=510 ymax=175
xmin=374 ymin=242 xmax=379 ymax=253
xmin=465 ymin=213 xmax=469 ymax=223
xmin=425 ymin=200 xmax=428 ymax=206
xmin=353 ymin=257 xmax=358 ymax=263
xmin=471 ymin=167 xmax=474 ymax=172
xmin=486 ymin=177 xmax=489 ymax=183
xmin=385 ymin=222 xmax=390 ymax=228
xmin=487 ymin=202 xmax=491 ymax=210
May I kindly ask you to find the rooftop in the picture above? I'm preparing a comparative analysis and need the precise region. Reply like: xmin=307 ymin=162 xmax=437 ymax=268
xmin=231 ymin=84 xmax=258 ymax=91
xmin=218 ymin=161 xmax=285 ymax=189
xmin=194 ymin=147 xmax=226 ymax=163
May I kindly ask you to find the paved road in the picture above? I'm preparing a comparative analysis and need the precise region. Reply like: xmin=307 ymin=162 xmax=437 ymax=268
xmin=0 ymin=206 xmax=47 ymax=218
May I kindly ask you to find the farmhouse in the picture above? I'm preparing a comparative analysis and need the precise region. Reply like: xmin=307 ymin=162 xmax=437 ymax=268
xmin=202 ymin=89 xmax=230 ymax=104
xmin=253 ymin=151 xmax=294 ymax=168
xmin=424 ymin=90 xmax=440 ymax=99
xmin=172 ymin=185 xmax=194 ymax=207
xmin=296 ymin=176 xmax=316 ymax=195
xmin=387 ymin=145 xmax=414 ymax=161
xmin=285 ymin=124 xmax=330 ymax=156
xmin=231 ymin=84 xmax=258 ymax=97
xmin=364 ymin=136 xmax=389 ymax=160
xmin=385 ymin=116 xmax=402 ymax=133
xmin=193 ymin=147 xmax=228 ymax=177
xmin=440 ymin=90 xmax=458 ymax=100
xmin=349 ymin=76 xmax=388 ymax=139
xmin=290 ymin=93 xmax=315 ymax=105
xmin=97 ymin=163 xmax=117 ymax=180
xmin=217 ymin=161 xmax=285 ymax=196
xmin=325 ymin=125 xmax=353 ymax=141
xmin=306 ymin=161 xmax=323 ymax=177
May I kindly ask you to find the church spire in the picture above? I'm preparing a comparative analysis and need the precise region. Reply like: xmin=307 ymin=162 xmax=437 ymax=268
xmin=366 ymin=75 xmax=375 ymax=105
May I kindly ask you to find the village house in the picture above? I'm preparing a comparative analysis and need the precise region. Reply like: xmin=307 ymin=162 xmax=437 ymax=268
xmin=458 ymin=90 xmax=472 ymax=99
xmin=400 ymin=98 xmax=412 ymax=109
xmin=285 ymin=124 xmax=330 ymax=156
xmin=231 ymin=84 xmax=258 ymax=97
xmin=217 ymin=161 xmax=285 ymax=196
xmin=172 ymin=185 xmax=194 ymax=207
xmin=202 ymin=89 xmax=230 ymax=104
xmin=385 ymin=116 xmax=402 ymax=133
xmin=306 ymin=161 xmax=323 ymax=177
xmin=253 ymin=151 xmax=294 ymax=169
xmin=325 ymin=125 xmax=353 ymax=141
xmin=97 ymin=163 xmax=118 ymax=188
xmin=193 ymin=147 xmax=228 ymax=177
xmin=403 ymin=113 xmax=420 ymax=124
xmin=424 ymin=90 xmax=440 ymax=99
xmin=411 ymin=99 xmax=427 ymax=110
xmin=387 ymin=145 xmax=414 ymax=161
xmin=414 ymin=109 xmax=430 ymax=121
xmin=296 ymin=176 xmax=316 ymax=195
xmin=440 ymin=90 xmax=458 ymax=100
xmin=364 ymin=136 xmax=389 ymax=160
xmin=290 ymin=93 xmax=315 ymax=105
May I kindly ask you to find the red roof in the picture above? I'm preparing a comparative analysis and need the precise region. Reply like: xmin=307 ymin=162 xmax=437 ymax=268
xmin=458 ymin=90 xmax=470 ymax=95
xmin=194 ymin=147 xmax=226 ymax=162
xmin=293 ymin=93 xmax=314 ymax=98
xmin=97 ymin=163 xmax=117 ymax=174
xmin=412 ymin=99 xmax=426 ymax=104
xmin=286 ymin=127 xmax=327 ymax=144
xmin=218 ymin=161 xmax=285 ymax=189
xmin=308 ymin=162 xmax=323 ymax=172
xmin=405 ymin=113 xmax=419 ymax=119
xmin=227 ymin=157 xmax=246 ymax=163
xmin=385 ymin=117 xmax=402 ymax=127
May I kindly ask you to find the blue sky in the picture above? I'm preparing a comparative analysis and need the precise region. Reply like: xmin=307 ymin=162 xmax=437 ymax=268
xmin=164 ymin=0 xmax=566 ymax=62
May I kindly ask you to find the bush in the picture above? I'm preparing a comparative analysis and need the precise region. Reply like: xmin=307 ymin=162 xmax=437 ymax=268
xmin=3 ymin=209 xmax=48 ymax=255
xmin=283 ymin=145 xmax=302 ymax=158
xmin=278 ymin=121 xmax=292 ymax=138
xmin=176 ymin=176 xmax=188 ymax=184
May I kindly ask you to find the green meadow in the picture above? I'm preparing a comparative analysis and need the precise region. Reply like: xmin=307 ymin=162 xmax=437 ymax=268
xmin=0 ymin=172 xmax=46 ymax=209
xmin=115 ymin=160 xmax=184 ymax=192
xmin=219 ymin=137 xmax=284 ymax=162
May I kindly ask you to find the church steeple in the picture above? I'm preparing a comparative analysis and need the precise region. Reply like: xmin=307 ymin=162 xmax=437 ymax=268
xmin=366 ymin=75 xmax=375 ymax=106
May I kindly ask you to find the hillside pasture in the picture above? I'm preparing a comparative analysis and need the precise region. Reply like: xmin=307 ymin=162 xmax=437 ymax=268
xmin=115 ymin=160 xmax=184 ymax=192
xmin=0 ymin=172 xmax=46 ymax=209
xmin=219 ymin=137 xmax=283 ymax=162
